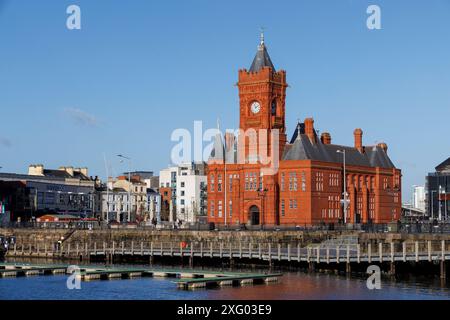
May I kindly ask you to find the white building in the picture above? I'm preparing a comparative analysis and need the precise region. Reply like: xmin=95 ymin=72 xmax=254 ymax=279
xmin=413 ymin=185 xmax=426 ymax=212
xmin=159 ymin=162 xmax=207 ymax=224
xmin=100 ymin=174 xmax=160 ymax=223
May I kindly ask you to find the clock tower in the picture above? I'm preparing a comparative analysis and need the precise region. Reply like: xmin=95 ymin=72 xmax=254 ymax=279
xmin=237 ymin=33 xmax=288 ymax=162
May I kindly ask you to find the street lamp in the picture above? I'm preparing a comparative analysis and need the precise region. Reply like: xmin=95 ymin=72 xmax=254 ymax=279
xmin=258 ymin=187 xmax=268 ymax=229
xmin=337 ymin=150 xmax=349 ymax=224
xmin=117 ymin=154 xmax=132 ymax=223
xmin=439 ymin=185 xmax=444 ymax=221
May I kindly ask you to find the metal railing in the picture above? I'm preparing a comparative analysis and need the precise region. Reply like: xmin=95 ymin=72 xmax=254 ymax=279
xmin=3 ymin=220 xmax=450 ymax=234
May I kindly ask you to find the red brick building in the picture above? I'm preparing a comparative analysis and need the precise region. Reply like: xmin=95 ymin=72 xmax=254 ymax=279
xmin=207 ymin=35 xmax=401 ymax=227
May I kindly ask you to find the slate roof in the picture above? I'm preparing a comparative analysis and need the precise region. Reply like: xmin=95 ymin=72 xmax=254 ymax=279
xmin=249 ymin=42 xmax=275 ymax=72
xmin=436 ymin=157 xmax=450 ymax=172
xmin=42 ymin=169 xmax=91 ymax=180
xmin=282 ymin=125 xmax=396 ymax=169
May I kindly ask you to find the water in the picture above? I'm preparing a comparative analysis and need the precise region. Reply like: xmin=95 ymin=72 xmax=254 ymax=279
xmin=0 ymin=260 xmax=449 ymax=300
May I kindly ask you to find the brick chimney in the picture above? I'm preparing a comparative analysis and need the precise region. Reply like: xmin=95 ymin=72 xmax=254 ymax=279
xmin=354 ymin=128 xmax=363 ymax=153
xmin=377 ymin=142 xmax=388 ymax=154
xmin=304 ymin=118 xmax=315 ymax=143
xmin=224 ymin=132 xmax=235 ymax=151
xmin=320 ymin=132 xmax=331 ymax=145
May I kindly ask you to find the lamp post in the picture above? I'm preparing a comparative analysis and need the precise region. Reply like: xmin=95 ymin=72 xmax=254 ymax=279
xmin=444 ymin=185 xmax=448 ymax=221
xmin=117 ymin=154 xmax=132 ymax=223
xmin=439 ymin=185 xmax=443 ymax=221
xmin=337 ymin=150 xmax=349 ymax=224
xmin=258 ymin=187 xmax=268 ymax=230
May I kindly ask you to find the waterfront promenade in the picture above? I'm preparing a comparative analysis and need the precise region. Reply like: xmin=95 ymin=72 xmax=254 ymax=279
xmin=4 ymin=228 xmax=450 ymax=279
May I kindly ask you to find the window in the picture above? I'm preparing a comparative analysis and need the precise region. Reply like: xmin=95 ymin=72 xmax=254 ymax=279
xmin=259 ymin=173 xmax=263 ymax=191
xmin=383 ymin=177 xmax=388 ymax=190
xmin=229 ymin=200 xmax=232 ymax=217
xmin=394 ymin=174 xmax=400 ymax=189
xmin=329 ymin=173 xmax=339 ymax=187
xmin=181 ymin=191 xmax=185 ymax=196
xmin=210 ymin=201 xmax=215 ymax=217
xmin=357 ymin=196 xmax=362 ymax=216
xmin=289 ymin=172 xmax=297 ymax=191
xmin=271 ymin=99 xmax=277 ymax=115
xmin=218 ymin=174 xmax=222 ymax=192
xmin=289 ymin=199 xmax=293 ymax=209
xmin=218 ymin=200 xmax=223 ymax=217
xmin=245 ymin=172 xmax=257 ymax=190
xmin=301 ymin=171 xmax=306 ymax=191
xmin=281 ymin=173 xmax=285 ymax=192
xmin=229 ymin=175 xmax=233 ymax=192
xmin=250 ymin=172 xmax=257 ymax=190
xmin=369 ymin=197 xmax=375 ymax=219
xmin=245 ymin=173 xmax=249 ymax=190
xmin=281 ymin=200 xmax=285 ymax=217
xmin=181 ymin=182 xmax=185 ymax=187
xmin=315 ymin=172 xmax=324 ymax=191
xmin=210 ymin=174 xmax=215 ymax=192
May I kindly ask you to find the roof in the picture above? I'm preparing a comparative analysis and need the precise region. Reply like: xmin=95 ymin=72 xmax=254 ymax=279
xmin=249 ymin=37 xmax=275 ymax=72
xmin=39 ymin=214 xmax=79 ymax=220
xmin=282 ymin=126 xmax=396 ymax=169
xmin=124 ymin=171 xmax=154 ymax=179
xmin=436 ymin=157 xmax=450 ymax=172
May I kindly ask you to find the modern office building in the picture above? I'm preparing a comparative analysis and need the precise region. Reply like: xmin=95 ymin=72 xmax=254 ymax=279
xmin=0 ymin=164 xmax=98 ymax=221
xmin=159 ymin=162 xmax=207 ymax=224
xmin=426 ymin=157 xmax=450 ymax=220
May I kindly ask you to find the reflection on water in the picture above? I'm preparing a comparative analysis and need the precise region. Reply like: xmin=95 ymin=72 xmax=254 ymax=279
xmin=0 ymin=258 xmax=449 ymax=300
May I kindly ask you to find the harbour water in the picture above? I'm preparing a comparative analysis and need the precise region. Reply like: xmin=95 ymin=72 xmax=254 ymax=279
xmin=0 ymin=259 xmax=449 ymax=300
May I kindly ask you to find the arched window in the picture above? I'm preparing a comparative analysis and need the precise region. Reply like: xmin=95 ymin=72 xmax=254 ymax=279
xmin=271 ymin=99 xmax=277 ymax=115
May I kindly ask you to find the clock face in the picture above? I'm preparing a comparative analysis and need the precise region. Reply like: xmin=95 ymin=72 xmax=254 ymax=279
xmin=250 ymin=101 xmax=261 ymax=114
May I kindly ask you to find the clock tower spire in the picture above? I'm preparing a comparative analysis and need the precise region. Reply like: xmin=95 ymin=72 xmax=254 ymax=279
xmin=237 ymin=34 xmax=287 ymax=163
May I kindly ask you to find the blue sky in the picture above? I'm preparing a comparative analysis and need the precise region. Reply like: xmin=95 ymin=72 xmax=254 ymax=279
xmin=0 ymin=0 xmax=449 ymax=201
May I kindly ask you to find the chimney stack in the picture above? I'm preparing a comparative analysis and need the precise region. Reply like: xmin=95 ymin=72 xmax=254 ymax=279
xmin=354 ymin=128 xmax=363 ymax=153
xmin=28 ymin=164 xmax=44 ymax=176
xmin=377 ymin=142 xmax=388 ymax=154
xmin=320 ymin=132 xmax=331 ymax=145
xmin=304 ymin=118 xmax=315 ymax=143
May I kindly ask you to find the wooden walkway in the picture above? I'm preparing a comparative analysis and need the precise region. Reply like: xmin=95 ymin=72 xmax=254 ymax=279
xmin=7 ymin=240 xmax=450 ymax=265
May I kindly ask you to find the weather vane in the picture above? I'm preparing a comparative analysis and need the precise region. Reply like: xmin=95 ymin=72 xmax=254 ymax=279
xmin=260 ymin=26 xmax=265 ymax=45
